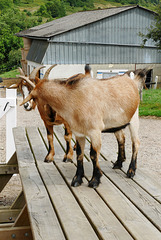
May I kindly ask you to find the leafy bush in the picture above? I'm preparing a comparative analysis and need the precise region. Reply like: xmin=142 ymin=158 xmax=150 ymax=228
xmin=0 ymin=7 xmax=42 ymax=73
xmin=35 ymin=0 xmax=66 ymax=18
xmin=8 ymin=49 xmax=22 ymax=69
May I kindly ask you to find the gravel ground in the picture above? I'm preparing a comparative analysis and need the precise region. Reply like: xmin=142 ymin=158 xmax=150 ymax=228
xmin=0 ymin=90 xmax=161 ymax=206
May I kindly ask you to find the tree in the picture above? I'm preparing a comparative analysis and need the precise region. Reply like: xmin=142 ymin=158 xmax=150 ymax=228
xmin=140 ymin=2 xmax=161 ymax=48
xmin=8 ymin=49 xmax=21 ymax=68
xmin=36 ymin=0 xmax=66 ymax=18
xmin=0 ymin=0 xmax=13 ymax=10
xmin=0 ymin=7 xmax=43 ymax=72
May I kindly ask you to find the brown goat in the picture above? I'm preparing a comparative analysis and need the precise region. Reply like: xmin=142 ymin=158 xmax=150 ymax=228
xmin=10 ymin=65 xmax=79 ymax=163
xmin=20 ymin=68 xmax=145 ymax=188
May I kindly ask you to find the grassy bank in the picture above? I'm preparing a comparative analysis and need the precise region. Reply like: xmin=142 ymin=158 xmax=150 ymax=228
xmin=0 ymin=69 xmax=19 ymax=78
xmin=139 ymin=89 xmax=161 ymax=117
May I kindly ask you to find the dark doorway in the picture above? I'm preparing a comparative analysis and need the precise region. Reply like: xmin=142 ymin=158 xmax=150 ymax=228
xmin=145 ymin=69 xmax=153 ymax=89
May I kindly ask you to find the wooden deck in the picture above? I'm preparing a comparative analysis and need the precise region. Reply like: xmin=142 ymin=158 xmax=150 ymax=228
xmin=0 ymin=125 xmax=161 ymax=240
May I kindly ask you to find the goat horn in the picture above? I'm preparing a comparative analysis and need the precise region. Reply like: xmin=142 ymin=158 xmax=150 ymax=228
xmin=19 ymin=76 xmax=35 ymax=88
xmin=29 ymin=65 xmax=45 ymax=80
xmin=43 ymin=64 xmax=57 ymax=80
xmin=18 ymin=67 xmax=25 ymax=76
xmin=20 ymin=93 xmax=33 ymax=106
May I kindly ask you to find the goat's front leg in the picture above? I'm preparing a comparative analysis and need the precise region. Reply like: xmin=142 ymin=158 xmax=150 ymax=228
xmin=63 ymin=123 xmax=73 ymax=163
xmin=89 ymin=131 xmax=102 ymax=188
xmin=113 ymin=130 xmax=126 ymax=169
xmin=71 ymin=137 xmax=85 ymax=187
xmin=44 ymin=125 xmax=55 ymax=163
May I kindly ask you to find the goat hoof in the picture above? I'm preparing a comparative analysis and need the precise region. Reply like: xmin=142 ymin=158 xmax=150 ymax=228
xmin=88 ymin=178 xmax=100 ymax=189
xmin=71 ymin=176 xmax=83 ymax=187
xmin=113 ymin=161 xmax=122 ymax=169
xmin=63 ymin=157 xmax=72 ymax=163
xmin=44 ymin=158 xmax=53 ymax=163
xmin=127 ymin=168 xmax=135 ymax=178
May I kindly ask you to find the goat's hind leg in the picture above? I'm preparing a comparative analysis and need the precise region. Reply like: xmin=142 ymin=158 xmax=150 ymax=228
xmin=63 ymin=123 xmax=73 ymax=163
xmin=89 ymin=132 xmax=102 ymax=188
xmin=127 ymin=110 xmax=140 ymax=178
xmin=113 ymin=130 xmax=126 ymax=169
xmin=71 ymin=137 xmax=85 ymax=187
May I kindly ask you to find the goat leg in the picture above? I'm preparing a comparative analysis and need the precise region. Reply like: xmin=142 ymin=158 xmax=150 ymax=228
xmin=63 ymin=124 xmax=73 ymax=163
xmin=71 ymin=137 xmax=85 ymax=187
xmin=127 ymin=142 xmax=139 ymax=178
xmin=89 ymin=144 xmax=102 ymax=188
xmin=88 ymin=132 xmax=102 ymax=188
xmin=44 ymin=126 xmax=55 ymax=163
xmin=113 ymin=130 xmax=126 ymax=169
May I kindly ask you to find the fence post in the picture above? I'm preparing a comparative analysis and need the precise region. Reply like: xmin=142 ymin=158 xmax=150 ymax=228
xmin=154 ymin=76 xmax=158 ymax=89
xmin=6 ymin=89 xmax=17 ymax=162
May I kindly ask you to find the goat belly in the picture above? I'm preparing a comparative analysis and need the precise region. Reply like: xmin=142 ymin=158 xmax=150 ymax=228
xmin=102 ymin=123 xmax=130 ymax=133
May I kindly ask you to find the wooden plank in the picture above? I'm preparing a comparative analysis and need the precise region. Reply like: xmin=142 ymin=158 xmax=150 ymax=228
xmin=26 ymin=127 xmax=98 ymax=240
xmin=0 ymin=175 xmax=13 ymax=193
xmin=13 ymin=127 xmax=65 ymax=240
xmin=13 ymin=205 xmax=30 ymax=227
xmin=0 ymin=223 xmax=13 ymax=228
xmin=0 ymin=226 xmax=33 ymax=240
xmin=100 ymin=133 xmax=161 ymax=203
xmin=0 ymin=164 xmax=18 ymax=174
xmin=11 ymin=191 xmax=25 ymax=209
xmin=0 ymin=209 xmax=20 ymax=223
xmin=83 ymin=162 xmax=161 ymax=240
xmin=51 ymin=125 xmax=161 ymax=238
xmin=55 ymin=162 xmax=133 ymax=240
xmin=13 ymin=127 xmax=35 ymax=167
xmin=0 ymin=152 xmax=18 ymax=193
xmin=84 ymin=138 xmax=161 ymax=231
xmin=100 ymin=161 xmax=161 ymax=231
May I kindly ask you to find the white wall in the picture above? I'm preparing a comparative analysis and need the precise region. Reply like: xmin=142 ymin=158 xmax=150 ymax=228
xmin=27 ymin=61 xmax=161 ymax=87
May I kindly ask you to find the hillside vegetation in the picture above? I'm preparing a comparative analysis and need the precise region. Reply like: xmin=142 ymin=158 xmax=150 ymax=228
xmin=0 ymin=0 xmax=159 ymax=73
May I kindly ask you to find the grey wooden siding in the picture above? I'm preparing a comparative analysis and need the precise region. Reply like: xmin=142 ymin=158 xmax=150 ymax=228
xmin=50 ymin=8 xmax=154 ymax=46
xmin=27 ymin=7 xmax=161 ymax=65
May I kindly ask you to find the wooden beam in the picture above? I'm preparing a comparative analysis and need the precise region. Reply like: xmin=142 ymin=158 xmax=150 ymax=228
xmin=0 ymin=175 xmax=13 ymax=193
xmin=7 ymin=152 xmax=18 ymax=165
xmin=0 ymin=223 xmax=13 ymax=228
xmin=0 ymin=209 xmax=20 ymax=224
xmin=0 ymin=226 xmax=33 ymax=240
xmin=13 ymin=205 xmax=30 ymax=227
xmin=11 ymin=191 xmax=25 ymax=210
xmin=0 ymin=165 xmax=18 ymax=174
xmin=0 ymin=152 xmax=18 ymax=193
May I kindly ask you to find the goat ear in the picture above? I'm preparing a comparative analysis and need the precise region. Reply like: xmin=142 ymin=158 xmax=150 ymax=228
xmin=20 ymin=93 xmax=33 ymax=106
xmin=35 ymin=76 xmax=41 ymax=84
xmin=8 ymin=83 xmax=20 ymax=89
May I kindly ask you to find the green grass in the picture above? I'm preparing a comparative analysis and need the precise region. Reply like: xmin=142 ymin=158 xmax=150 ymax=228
xmin=139 ymin=89 xmax=161 ymax=117
xmin=0 ymin=69 xmax=19 ymax=78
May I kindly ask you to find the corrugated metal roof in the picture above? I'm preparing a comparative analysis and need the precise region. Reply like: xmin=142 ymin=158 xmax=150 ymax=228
xmin=16 ymin=5 xmax=154 ymax=39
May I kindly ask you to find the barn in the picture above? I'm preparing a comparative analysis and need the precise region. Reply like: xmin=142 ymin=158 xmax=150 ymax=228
xmin=16 ymin=5 xmax=161 ymax=86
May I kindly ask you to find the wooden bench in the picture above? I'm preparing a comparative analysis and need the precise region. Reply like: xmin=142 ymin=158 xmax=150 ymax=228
xmin=0 ymin=125 xmax=161 ymax=239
